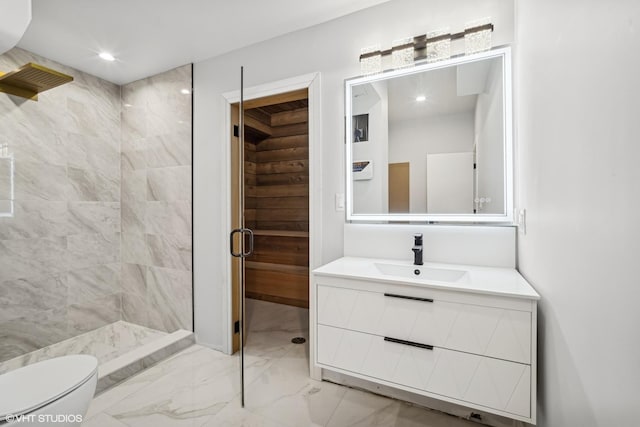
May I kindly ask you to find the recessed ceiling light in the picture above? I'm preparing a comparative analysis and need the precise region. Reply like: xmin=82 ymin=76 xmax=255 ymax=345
xmin=416 ymin=95 xmax=426 ymax=102
xmin=99 ymin=52 xmax=115 ymax=62
xmin=180 ymin=88 xmax=190 ymax=95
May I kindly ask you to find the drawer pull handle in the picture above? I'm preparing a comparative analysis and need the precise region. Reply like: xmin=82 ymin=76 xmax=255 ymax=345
xmin=384 ymin=293 xmax=433 ymax=303
xmin=384 ymin=337 xmax=434 ymax=351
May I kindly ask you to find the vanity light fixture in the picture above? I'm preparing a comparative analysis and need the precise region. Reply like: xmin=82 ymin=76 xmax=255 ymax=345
xmin=180 ymin=88 xmax=190 ymax=95
xmin=415 ymin=95 xmax=426 ymax=102
xmin=357 ymin=22 xmax=494 ymax=71
xmin=426 ymin=28 xmax=452 ymax=63
xmin=391 ymin=37 xmax=415 ymax=69
xmin=464 ymin=18 xmax=493 ymax=54
xmin=359 ymin=45 xmax=382 ymax=75
xmin=98 ymin=52 xmax=115 ymax=62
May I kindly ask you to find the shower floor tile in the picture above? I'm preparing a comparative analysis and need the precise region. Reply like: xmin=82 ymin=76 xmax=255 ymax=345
xmin=0 ymin=321 xmax=166 ymax=374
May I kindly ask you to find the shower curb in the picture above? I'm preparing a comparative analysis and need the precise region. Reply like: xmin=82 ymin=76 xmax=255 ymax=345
xmin=96 ymin=329 xmax=194 ymax=394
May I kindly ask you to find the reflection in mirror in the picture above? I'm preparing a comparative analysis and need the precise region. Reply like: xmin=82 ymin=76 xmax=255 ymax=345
xmin=346 ymin=48 xmax=512 ymax=222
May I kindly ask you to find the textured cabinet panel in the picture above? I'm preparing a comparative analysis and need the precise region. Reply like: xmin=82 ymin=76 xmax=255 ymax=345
xmin=318 ymin=285 xmax=531 ymax=363
xmin=317 ymin=325 xmax=530 ymax=418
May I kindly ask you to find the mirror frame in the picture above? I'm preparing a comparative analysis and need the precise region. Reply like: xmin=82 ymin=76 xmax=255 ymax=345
xmin=345 ymin=46 xmax=513 ymax=223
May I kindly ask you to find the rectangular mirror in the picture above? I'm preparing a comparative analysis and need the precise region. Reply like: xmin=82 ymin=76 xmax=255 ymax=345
xmin=345 ymin=47 xmax=513 ymax=223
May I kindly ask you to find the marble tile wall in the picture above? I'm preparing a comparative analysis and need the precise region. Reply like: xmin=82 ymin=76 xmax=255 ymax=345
xmin=120 ymin=65 xmax=193 ymax=333
xmin=0 ymin=48 xmax=122 ymax=362
xmin=0 ymin=50 xmax=193 ymax=363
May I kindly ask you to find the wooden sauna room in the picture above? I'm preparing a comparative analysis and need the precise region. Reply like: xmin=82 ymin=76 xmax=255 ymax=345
xmin=236 ymin=89 xmax=310 ymax=309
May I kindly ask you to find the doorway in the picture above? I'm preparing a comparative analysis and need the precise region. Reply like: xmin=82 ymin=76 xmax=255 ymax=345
xmin=230 ymin=88 xmax=310 ymax=356
xmin=388 ymin=162 xmax=410 ymax=213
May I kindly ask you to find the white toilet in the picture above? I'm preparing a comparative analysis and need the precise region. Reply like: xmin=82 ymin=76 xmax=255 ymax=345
xmin=0 ymin=355 xmax=98 ymax=426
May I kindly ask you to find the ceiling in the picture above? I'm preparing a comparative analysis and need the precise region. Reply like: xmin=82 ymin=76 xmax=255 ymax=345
xmin=387 ymin=66 xmax=478 ymax=123
xmin=17 ymin=0 xmax=390 ymax=85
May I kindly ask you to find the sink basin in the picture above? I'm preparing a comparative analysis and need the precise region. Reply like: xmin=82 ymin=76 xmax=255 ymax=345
xmin=374 ymin=263 xmax=467 ymax=282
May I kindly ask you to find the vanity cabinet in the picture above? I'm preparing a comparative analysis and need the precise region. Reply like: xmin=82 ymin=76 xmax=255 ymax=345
xmin=313 ymin=264 xmax=538 ymax=424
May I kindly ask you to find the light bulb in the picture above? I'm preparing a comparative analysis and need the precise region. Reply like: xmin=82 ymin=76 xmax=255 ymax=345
xmin=99 ymin=52 xmax=115 ymax=61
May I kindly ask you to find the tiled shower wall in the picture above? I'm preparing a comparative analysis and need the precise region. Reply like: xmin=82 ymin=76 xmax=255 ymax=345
xmin=120 ymin=65 xmax=193 ymax=332
xmin=0 ymin=48 xmax=122 ymax=362
xmin=0 ymin=48 xmax=192 ymax=363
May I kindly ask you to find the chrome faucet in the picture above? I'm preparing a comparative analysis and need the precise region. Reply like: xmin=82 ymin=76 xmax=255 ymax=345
xmin=412 ymin=233 xmax=423 ymax=265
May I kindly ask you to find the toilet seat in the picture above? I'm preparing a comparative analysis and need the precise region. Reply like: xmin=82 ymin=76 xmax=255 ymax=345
xmin=0 ymin=355 xmax=98 ymax=421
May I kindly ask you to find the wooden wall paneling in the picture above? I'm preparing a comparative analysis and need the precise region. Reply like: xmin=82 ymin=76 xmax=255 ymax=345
xmin=252 ymin=184 xmax=307 ymax=198
xmin=243 ymin=114 xmax=272 ymax=138
xmin=255 ymin=221 xmax=309 ymax=232
xmin=257 ymin=135 xmax=308 ymax=151
xmin=256 ymin=196 xmax=308 ymax=209
xmin=271 ymin=122 xmax=308 ymax=138
xmin=248 ymin=235 xmax=309 ymax=266
xmin=256 ymin=159 xmax=307 ymax=174
xmin=244 ymin=93 xmax=310 ymax=308
xmin=245 ymin=161 xmax=257 ymax=174
xmin=245 ymin=265 xmax=309 ymax=307
xmin=256 ymin=208 xmax=307 ymax=222
xmin=256 ymin=173 xmax=308 ymax=186
xmin=256 ymin=147 xmax=309 ymax=163
xmin=270 ymin=107 xmax=308 ymax=127
xmin=245 ymin=108 xmax=271 ymax=127
xmin=253 ymin=230 xmax=308 ymax=237
xmin=244 ymin=173 xmax=257 ymax=186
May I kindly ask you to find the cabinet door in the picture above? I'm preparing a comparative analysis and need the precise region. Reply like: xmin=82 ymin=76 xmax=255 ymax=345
xmin=317 ymin=325 xmax=531 ymax=419
xmin=317 ymin=285 xmax=531 ymax=364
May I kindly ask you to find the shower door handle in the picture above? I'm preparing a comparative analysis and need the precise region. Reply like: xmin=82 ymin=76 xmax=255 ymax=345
xmin=242 ymin=229 xmax=254 ymax=257
xmin=230 ymin=228 xmax=254 ymax=258
xmin=230 ymin=228 xmax=243 ymax=258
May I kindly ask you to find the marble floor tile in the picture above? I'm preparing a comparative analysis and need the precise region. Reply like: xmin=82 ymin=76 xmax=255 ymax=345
xmin=202 ymin=396 xmax=285 ymax=427
xmin=83 ymin=413 xmax=129 ymax=427
xmin=245 ymin=298 xmax=308 ymax=335
xmin=244 ymin=347 xmax=346 ymax=427
xmin=83 ymin=301 xmax=482 ymax=427
xmin=325 ymin=389 xmax=404 ymax=427
xmin=327 ymin=388 xmax=480 ymax=427
xmin=392 ymin=403 xmax=480 ymax=427
xmin=243 ymin=299 xmax=308 ymax=360
xmin=86 ymin=346 xmax=206 ymax=419
xmin=105 ymin=346 xmax=272 ymax=427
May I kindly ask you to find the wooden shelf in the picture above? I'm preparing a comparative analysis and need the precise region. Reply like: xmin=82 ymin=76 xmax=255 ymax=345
xmin=246 ymin=261 xmax=308 ymax=275
xmin=251 ymin=229 xmax=308 ymax=238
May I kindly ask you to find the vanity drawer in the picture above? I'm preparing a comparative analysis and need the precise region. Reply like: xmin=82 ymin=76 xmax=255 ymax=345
xmin=317 ymin=324 xmax=531 ymax=418
xmin=317 ymin=285 xmax=531 ymax=364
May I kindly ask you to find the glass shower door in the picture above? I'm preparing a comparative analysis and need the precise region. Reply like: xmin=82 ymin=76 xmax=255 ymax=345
xmin=229 ymin=66 xmax=253 ymax=407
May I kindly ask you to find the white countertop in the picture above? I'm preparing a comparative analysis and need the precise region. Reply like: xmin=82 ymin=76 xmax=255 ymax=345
xmin=313 ymin=257 xmax=540 ymax=300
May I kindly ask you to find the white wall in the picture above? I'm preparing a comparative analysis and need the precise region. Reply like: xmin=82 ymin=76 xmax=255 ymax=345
xmin=352 ymin=82 xmax=389 ymax=213
xmin=344 ymin=223 xmax=515 ymax=268
xmin=389 ymin=112 xmax=474 ymax=212
xmin=193 ymin=0 xmax=515 ymax=351
xmin=515 ymin=1 xmax=640 ymax=426
xmin=475 ymin=59 xmax=504 ymax=213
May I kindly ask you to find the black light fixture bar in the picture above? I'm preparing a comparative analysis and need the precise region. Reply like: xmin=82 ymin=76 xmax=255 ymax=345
xmin=359 ymin=23 xmax=494 ymax=60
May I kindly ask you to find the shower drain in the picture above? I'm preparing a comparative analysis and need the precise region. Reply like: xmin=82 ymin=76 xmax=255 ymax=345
xmin=291 ymin=337 xmax=306 ymax=344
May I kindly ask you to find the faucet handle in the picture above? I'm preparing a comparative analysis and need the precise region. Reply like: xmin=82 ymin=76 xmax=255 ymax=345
xmin=414 ymin=233 xmax=423 ymax=245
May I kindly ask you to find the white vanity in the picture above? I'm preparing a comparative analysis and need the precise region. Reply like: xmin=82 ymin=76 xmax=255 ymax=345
xmin=311 ymin=257 xmax=539 ymax=424
xmin=322 ymin=45 xmax=537 ymax=424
